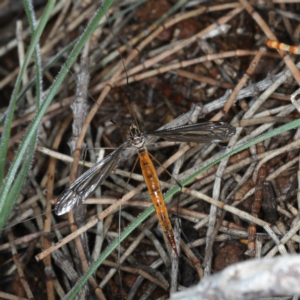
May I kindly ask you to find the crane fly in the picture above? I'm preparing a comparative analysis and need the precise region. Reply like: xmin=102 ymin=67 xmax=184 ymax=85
xmin=54 ymin=121 xmax=236 ymax=255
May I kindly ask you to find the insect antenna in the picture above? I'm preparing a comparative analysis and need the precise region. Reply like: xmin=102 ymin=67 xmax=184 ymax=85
xmin=101 ymin=5 xmax=141 ymax=133
xmin=110 ymin=119 xmax=127 ymax=134
xmin=99 ymin=4 xmax=143 ymax=295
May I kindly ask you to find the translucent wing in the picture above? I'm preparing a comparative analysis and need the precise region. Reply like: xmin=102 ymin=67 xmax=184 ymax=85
xmin=147 ymin=122 xmax=235 ymax=143
xmin=54 ymin=141 xmax=130 ymax=215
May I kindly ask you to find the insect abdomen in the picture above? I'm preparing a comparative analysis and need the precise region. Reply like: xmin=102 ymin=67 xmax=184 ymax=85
xmin=138 ymin=148 xmax=178 ymax=255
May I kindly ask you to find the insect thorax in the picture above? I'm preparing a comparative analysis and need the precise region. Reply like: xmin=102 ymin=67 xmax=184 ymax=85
xmin=129 ymin=124 xmax=146 ymax=149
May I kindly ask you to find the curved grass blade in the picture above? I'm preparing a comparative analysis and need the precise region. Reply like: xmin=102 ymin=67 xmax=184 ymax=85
xmin=0 ymin=0 xmax=45 ymax=227
xmin=0 ymin=0 xmax=55 ymax=229
xmin=0 ymin=0 xmax=115 ymax=230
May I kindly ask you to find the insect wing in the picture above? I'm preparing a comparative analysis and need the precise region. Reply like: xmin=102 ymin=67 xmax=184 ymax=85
xmin=147 ymin=122 xmax=236 ymax=143
xmin=54 ymin=141 xmax=129 ymax=215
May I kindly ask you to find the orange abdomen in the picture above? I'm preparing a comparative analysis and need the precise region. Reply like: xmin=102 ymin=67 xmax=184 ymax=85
xmin=138 ymin=148 xmax=178 ymax=255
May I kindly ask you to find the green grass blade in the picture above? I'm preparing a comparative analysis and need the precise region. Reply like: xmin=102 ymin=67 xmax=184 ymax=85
xmin=0 ymin=0 xmax=46 ymax=229
xmin=1 ymin=138 xmax=37 ymax=227
xmin=0 ymin=0 xmax=55 ymax=185
xmin=0 ymin=0 xmax=115 ymax=230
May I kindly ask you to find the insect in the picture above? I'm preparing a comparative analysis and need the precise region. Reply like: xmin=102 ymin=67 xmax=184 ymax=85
xmin=266 ymin=40 xmax=300 ymax=55
xmin=54 ymin=120 xmax=236 ymax=255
